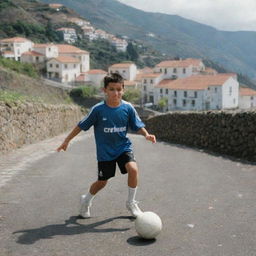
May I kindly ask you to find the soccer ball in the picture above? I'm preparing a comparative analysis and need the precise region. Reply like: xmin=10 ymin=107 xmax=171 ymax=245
xmin=135 ymin=211 xmax=162 ymax=239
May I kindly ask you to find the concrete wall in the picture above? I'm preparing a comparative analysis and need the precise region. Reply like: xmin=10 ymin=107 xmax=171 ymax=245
xmin=145 ymin=111 xmax=256 ymax=162
xmin=0 ymin=102 xmax=83 ymax=154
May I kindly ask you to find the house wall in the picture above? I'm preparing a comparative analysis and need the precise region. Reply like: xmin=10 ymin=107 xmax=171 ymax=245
xmin=222 ymin=77 xmax=239 ymax=109
xmin=239 ymin=95 xmax=256 ymax=109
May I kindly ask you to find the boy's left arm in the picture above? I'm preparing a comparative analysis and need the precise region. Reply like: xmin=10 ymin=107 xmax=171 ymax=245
xmin=137 ymin=127 xmax=156 ymax=143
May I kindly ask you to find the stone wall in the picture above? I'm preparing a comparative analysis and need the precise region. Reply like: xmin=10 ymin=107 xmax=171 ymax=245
xmin=145 ymin=111 xmax=256 ymax=162
xmin=0 ymin=102 xmax=83 ymax=154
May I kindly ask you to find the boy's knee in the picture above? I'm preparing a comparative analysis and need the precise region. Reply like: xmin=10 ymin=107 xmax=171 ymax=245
xmin=126 ymin=164 xmax=138 ymax=176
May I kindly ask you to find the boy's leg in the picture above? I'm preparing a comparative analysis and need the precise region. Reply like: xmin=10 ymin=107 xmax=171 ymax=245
xmin=125 ymin=161 xmax=143 ymax=217
xmin=79 ymin=180 xmax=107 ymax=218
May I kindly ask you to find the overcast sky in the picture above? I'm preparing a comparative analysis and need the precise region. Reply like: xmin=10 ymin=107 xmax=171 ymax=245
xmin=118 ymin=0 xmax=256 ymax=31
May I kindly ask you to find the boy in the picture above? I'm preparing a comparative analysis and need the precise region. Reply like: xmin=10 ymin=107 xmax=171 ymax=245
xmin=57 ymin=73 xmax=156 ymax=218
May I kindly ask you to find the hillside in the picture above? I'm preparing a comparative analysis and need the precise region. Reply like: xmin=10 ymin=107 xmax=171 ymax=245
xmin=0 ymin=65 xmax=71 ymax=105
xmin=40 ymin=0 xmax=256 ymax=80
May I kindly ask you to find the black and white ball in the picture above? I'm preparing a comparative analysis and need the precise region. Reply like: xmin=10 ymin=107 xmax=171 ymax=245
xmin=135 ymin=211 xmax=162 ymax=239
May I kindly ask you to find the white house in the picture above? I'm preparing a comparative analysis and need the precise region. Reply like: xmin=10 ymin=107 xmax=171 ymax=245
xmin=108 ymin=62 xmax=137 ymax=81
xmin=154 ymin=58 xmax=205 ymax=80
xmin=239 ymin=87 xmax=256 ymax=109
xmin=57 ymin=44 xmax=90 ymax=72
xmin=110 ymin=37 xmax=128 ymax=52
xmin=86 ymin=69 xmax=107 ymax=88
xmin=141 ymin=73 xmax=163 ymax=103
xmin=154 ymin=74 xmax=239 ymax=111
xmin=0 ymin=37 xmax=33 ymax=61
xmin=33 ymin=44 xmax=59 ymax=59
xmin=56 ymin=27 xmax=77 ymax=43
xmin=21 ymin=51 xmax=45 ymax=64
xmin=47 ymin=56 xmax=80 ymax=83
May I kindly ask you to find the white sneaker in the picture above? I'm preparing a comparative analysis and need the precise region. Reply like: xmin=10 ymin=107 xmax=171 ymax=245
xmin=79 ymin=195 xmax=91 ymax=218
xmin=126 ymin=200 xmax=143 ymax=217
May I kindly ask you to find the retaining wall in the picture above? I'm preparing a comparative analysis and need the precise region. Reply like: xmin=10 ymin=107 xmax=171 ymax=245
xmin=145 ymin=111 xmax=256 ymax=162
xmin=0 ymin=102 xmax=83 ymax=154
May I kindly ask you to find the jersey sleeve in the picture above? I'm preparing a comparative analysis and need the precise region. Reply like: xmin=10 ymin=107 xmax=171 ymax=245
xmin=128 ymin=104 xmax=145 ymax=131
xmin=77 ymin=106 xmax=97 ymax=131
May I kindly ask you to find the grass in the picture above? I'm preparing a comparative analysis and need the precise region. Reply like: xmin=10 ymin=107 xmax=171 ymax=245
xmin=0 ymin=90 xmax=41 ymax=104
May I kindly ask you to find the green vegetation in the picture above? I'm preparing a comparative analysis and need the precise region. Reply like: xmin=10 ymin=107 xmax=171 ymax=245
xmin=70 ymin=86 xmax=98 ymax=98
xmin=157 ymin=97 xmax=168 ymax=111
xmin=0 ymin=20 xmax=61 ymax=43
xmin=0 ymin=57 xmax=39 ymax=78
xmin=123 ymin=88 xmax=141 ymax=104
xmin=0 ymin=90 xmax=36 ymax=104
xmin=0 ymin=0 xmax=15 ymax=10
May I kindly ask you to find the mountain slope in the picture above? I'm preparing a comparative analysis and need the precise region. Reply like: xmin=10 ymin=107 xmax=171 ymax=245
xmin=41 ymin=0 xmax=256 ymax=79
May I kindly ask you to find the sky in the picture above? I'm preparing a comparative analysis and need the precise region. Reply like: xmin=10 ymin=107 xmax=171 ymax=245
xmin=118 ymin=0 xmax=256 ymax=32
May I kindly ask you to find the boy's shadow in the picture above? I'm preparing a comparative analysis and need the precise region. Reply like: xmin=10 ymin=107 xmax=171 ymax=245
xmin=13 ymin=215 xmax=132 ymax=245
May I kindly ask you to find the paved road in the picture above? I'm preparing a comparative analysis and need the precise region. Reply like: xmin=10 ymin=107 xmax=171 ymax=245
xmin=1 ymin=131 xmax=256 ymax=256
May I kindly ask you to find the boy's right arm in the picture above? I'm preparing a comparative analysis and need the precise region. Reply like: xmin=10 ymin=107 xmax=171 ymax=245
xmin=56 ymin=125 xmax=82 ymax=152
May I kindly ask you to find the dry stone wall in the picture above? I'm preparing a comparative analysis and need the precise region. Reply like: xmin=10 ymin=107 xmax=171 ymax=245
xmin=145 ymin=111 xmax=256 ymax=162
xmin=0 ymin=102 xmax=83 ymax=154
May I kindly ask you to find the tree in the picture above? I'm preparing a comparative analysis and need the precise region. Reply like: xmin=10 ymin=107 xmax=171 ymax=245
xmin=158 ymin=97 xmax=168 ymax=112
xmin=127 ymin=42 xmax=139 ymax=62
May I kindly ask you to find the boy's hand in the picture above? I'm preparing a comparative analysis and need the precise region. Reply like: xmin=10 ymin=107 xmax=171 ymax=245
xmin=56 ymin=141 xmax=69 ymax=152
xmin=146 ymin=134 xmax=156 ymax=144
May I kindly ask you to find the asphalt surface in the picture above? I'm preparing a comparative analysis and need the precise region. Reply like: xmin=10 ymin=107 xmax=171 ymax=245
xmin=0 ymin=131 xmax=256 ymax=256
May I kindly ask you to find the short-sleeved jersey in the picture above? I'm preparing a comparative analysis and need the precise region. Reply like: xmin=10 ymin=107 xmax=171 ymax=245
xmin=78 ymin=100 xmax=145 ymax=161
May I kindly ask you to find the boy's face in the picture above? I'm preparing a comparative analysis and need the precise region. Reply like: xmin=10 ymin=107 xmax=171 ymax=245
xmin=104 ymin=82 xmax=124 ymax=105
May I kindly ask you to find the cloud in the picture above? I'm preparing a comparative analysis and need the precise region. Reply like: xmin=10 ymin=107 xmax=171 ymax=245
xmin=118 ymin=0 xmax=256 ymax=31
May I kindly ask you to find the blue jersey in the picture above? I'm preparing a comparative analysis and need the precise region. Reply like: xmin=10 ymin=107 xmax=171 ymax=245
xmin=78 ymin=100 xmax=145 ymax=161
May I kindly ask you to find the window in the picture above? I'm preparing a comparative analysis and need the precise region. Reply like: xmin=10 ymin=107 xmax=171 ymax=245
xmin=74 ymin=64 xmax=76 ymax=68
xmin=144 ymin=79 xmax=147 ymax=84
xmin=144 ymin=86 xmax=146 ymax=91
xmin=183 ymin=68 xmax=186 ymax=74
xmin=56 ymin=64 xmax=59 ymax=68
xmin=65 ymin=64 xmax=68 ymax=69
xmin=160 ymin=68 xmax=162 ymax=72
xmin=48 ymin=48 xmax=51 ymax=51
xmin=174 ymin=91 xmax=177 ymax=97
xmin=251 ymin=96 xmax=254 ymax=100
xmin=183 ymin=99 xmax=186 ymax=106
xmin=173 ymin=99 xmax=177 ymax=106
xmin=192 ymin=100 xmax=195 ymax=107
xmin=233 ymin=98 xmax=236 ymax=104
xmin=50 ymin=64 xmax=53 ymax=68
xmin=173 ymin=68 xmax=177 ymax=73
xmin=166 ymin=89 xmax=168 ymax=94
xmin=194 ymin=91 xmax=197 ymax=98
xmin=36 ymin=57 xmax=39 ymax=62
xmin=164 ymin=68 xmax=167 ymax=74
xmin=215 ymin=87 xmax=218 ymax=93
xmin=150 ymin=79 xmax=153 ymax=84
xmin=122 ymin=70 xmax=126 ymax=73
xmin=160 ymin=89 xmax=163 ymax=94
xmin=184 ymin=91 xmax=187 ymax=98
xmin=229 ymin=87 xmax=232 ymax=95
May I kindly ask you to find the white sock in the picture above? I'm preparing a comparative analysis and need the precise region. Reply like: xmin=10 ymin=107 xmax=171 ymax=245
xmin=83 ymin=192 xmax=95 ymax=204
xmin=128 ymin=187 xmax=137 ymax=203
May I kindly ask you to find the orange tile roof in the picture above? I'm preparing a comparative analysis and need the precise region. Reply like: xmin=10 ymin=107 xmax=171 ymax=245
xmin=22 ymin=51 xmax=44 ymax=56
xmin=0 ymin=37 xmax=32 ymax=43
xmin=57 ymin=44 xmax=89 ymax=54
xmin=52 ymin=56 xmax=80 ymax=63
xmin=49 ymin=3 xmax=63 ymax=8
xmin=86 ymin=69 xmax=107 ymax=74
xmin=141 ymin=73 xmax=162 ymax=78
xmin=124 ymin=80 xmax=137 ymax=87
xmin=240 ymin=87 xmax=256 ymax=96
xmin=2 ymin=51 xmax=14 ymax=55
xmin=34 ymin=43 xmax=56 ymax=48
xmin=110 ymin=62 xmax=135 ymax=68
xmin=156 ymin=58 xmax=202 ymax=68
xmin=56 ymin=27 xmax=76 ymax=31
xmin=156 ymin=74 xmax=235 ymax=90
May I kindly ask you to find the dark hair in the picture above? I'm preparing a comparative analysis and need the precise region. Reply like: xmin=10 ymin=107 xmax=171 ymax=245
xmin=104 ymin=72 xmax=124 ymax=88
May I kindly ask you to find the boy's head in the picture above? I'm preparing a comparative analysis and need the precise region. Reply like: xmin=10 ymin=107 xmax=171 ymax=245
xmin=104 ymin=72 xmax=124 ymax=88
